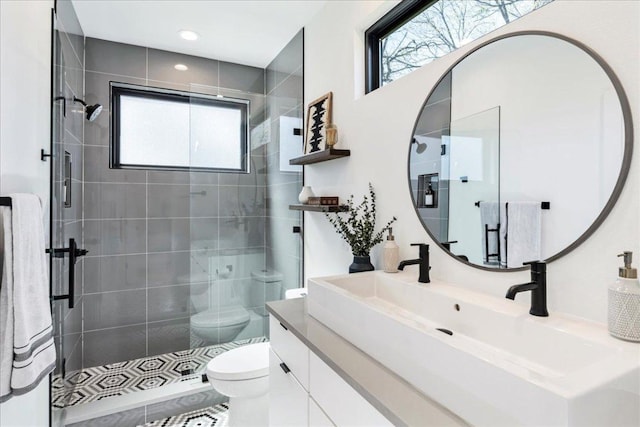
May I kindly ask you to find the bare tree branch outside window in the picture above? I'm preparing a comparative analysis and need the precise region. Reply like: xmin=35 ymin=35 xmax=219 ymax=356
xmin=381 ymin=0 xmax=554 ymax=86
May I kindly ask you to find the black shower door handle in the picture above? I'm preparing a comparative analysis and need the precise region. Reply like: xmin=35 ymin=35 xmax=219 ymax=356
xmin=49 ymin=238 xmax=88 ymax=309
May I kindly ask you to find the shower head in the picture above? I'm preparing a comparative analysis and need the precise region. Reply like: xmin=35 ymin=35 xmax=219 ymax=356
xmin=412 ymin=138 xmax=427 ymax=154
xmin=85 ymin=103 xmax=103 ymax=122
xmin=73 ymin=97 xmax=103 ymax=122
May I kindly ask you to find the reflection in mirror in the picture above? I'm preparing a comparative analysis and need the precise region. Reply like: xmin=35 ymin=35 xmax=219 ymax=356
xmin=448 ymin=107 xmax=500 ymax=266
xmin=409 ymin=33 xmax=630 ymax=270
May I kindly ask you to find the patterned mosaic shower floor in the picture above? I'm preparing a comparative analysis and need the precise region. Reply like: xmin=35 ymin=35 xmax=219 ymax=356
xmin=139 ymin=403 xmax=229 ymax=427
xmin=52 ymin=337 xmax=267 ymax=408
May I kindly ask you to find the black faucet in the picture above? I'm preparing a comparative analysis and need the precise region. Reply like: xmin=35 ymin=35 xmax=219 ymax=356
xmin=505 ymin=261 xmax=548 ymax=317
xmin=398 ymin=243 xmax=430 ymax=283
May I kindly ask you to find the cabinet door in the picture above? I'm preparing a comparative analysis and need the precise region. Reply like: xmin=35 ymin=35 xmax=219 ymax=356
xmin=310 ymin=352 xmax=393 ymax=427
xmin=309 ymin=397 xmax=335 ymax=427
xmin=269 ymin=348 xmax=309 ymax=426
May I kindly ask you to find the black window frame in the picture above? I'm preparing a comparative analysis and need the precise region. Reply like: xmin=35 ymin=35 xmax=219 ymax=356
xmin=110 ymin=82 xmax=250 ymax=173
xmin=365 ymin=0 xmax=438 ymax=94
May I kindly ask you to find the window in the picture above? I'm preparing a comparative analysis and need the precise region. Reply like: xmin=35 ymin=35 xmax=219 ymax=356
xmin=365 ymin=0 xmax=554 ymax=93
xmin=111 ymin=83 xmax=249 ymax=173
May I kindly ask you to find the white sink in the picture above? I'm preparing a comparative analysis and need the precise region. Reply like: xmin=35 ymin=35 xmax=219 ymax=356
xmin=307 ymin=271 xmax=640 ymax=426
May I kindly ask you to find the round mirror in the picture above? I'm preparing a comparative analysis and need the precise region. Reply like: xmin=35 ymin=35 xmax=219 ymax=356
xmin=409 ymin=32 xmax=632 ymax=270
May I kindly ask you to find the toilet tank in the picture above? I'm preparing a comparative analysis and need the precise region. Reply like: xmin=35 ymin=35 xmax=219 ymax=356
xmin=250 ymin=270 xmax=283 ymax=315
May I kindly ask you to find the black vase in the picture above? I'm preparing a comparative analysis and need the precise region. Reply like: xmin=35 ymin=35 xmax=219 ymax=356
xmin=349 ymin=255 xmax=374 ymax=274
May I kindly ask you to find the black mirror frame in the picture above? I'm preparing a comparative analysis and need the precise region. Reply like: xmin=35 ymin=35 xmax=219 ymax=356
xmin=407 ymin=30 xmax=634 ymax=272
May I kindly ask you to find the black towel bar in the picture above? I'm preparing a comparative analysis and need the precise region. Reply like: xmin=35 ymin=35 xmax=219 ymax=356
xmin=0 ymin=197 xmax=12 ymax=207
xmin=475 ymin=201 xmax=550 ymax=210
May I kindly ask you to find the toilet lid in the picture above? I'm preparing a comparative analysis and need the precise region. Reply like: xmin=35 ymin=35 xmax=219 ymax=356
xmin=191 ymin=306 xmax=250 ymax=328
xmin=207 ymin=342 xmax=270 ymax=380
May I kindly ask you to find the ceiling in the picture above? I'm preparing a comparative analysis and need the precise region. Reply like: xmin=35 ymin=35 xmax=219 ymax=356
xmin=71 ymin=0 xmax=326 ymax=68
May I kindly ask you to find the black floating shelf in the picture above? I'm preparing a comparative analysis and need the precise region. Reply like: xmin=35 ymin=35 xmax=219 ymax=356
xmin=289 ymin=204 xmax=349 ymax=213
xmin=289 ymin=148 xmax=351 ymax=166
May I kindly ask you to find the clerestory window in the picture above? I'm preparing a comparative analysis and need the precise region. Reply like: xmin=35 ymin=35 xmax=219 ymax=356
xmin=365 ymin=0 xmax=555 ymax=93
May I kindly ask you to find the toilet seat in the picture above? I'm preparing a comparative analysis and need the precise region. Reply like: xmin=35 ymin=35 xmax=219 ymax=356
xmin=191 ymin=306 xmax=250 ymax=328
xmin=250 ymin=269 xmax=283 ymax=282
xmin=206 ymin=342 xmax=270 ymax=381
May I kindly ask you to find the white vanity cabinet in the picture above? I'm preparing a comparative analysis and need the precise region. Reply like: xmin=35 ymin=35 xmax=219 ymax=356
xmin=269 ymin=315 xmax=392 ymax=427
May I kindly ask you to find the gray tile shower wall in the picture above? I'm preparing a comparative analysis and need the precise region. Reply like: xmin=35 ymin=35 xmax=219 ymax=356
xmin=82 ymin=37 xmax=268 ymax=368
xmin=83 ymin=324 xmax=147 ymax=367
xmin=265 ymin=30 xmax=304 ymax=293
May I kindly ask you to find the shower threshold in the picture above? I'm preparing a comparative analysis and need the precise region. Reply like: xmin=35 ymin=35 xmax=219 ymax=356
xmin=56 ymin=337 xmax=268 ymax=425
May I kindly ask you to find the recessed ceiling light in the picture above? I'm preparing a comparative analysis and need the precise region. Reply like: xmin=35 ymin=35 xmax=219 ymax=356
xmin=174 ymin=64 xmax=189 ymax=71
xmin=179 ymin=30 xmax=199 ymax=41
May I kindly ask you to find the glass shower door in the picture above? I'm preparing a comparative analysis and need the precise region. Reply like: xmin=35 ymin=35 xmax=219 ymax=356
xmin=183 ymin=29 xmax=304 ymax=356
xmin=188 ymin=84 xmax=269 ymax=351
xmin=50 ymin=6 xmax=86 ymax=424
xmin=187 ymin=76 xmax=307 ymax=351
xmin=50 ymin=14 xmax=68 ymax=425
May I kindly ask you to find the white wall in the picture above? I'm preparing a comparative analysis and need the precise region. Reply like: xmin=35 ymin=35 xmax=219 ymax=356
xmin=0 ymin=0 xmax=53 ymax=425
xmin=303 ymin=0 xmax=639 ymax=323
xmin=0 ymin=0 xmax=52 ymax=204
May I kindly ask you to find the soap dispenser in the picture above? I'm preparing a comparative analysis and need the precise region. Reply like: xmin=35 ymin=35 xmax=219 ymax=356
xmin=383 ymin=228 xmax=399 ymax=273
xmin=608 ymin=251 xmax=640 ymax=342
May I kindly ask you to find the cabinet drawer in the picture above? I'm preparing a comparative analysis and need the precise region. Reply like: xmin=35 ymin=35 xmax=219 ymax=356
xmin=310 ymin=352 xmax=393 ymax=427
xmin=269 ymin=348 xmax=309 ymax=427
xmin=269 ymin=315 xmax=309 ymax=391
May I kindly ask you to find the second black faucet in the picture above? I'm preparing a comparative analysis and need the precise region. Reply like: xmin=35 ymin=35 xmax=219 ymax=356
xmin=505 ymin=261 xmax=548 ymax=317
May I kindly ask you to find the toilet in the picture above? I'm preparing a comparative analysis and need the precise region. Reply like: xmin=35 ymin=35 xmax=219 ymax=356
xmin=206 ymin=341 xmax=270 ymax=426
xmin=191 ymin=305 xmax=250 ymax=344
xmin=206 ymin=288 xmax=306 ymax=426
xmin=191 ymin=269 xmax=282 ymax=344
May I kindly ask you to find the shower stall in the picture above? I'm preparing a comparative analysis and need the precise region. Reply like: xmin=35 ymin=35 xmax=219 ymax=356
xmin=50 ymin=2 xmax=304 ymax=425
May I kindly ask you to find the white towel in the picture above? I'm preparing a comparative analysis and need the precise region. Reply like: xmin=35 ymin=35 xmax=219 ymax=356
xmin=0 ymin=194 xmax=56 ymax=402
xmin=503 ymin=202 xmax=542 ymax=269
xmin=0 ymin=204 xmax=14 ymax=400
xmin=499 ymin=202 xmax=508 ymax=269
xmin=479 ymin=201 xmax=500 ymax=266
